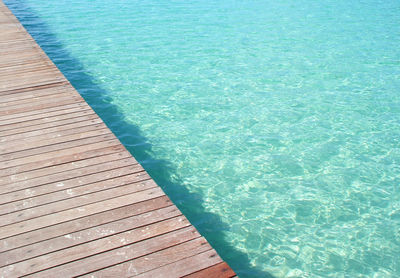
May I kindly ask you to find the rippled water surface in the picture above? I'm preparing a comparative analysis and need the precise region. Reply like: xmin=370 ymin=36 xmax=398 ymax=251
xmin=5 ymin=0 xmax=400 ymax=276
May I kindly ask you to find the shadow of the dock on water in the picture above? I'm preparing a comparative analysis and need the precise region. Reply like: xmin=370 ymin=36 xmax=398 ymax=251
xmin=4 ymin=1 xmax=274 ymax=276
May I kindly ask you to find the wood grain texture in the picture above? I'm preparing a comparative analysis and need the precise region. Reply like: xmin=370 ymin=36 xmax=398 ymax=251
xmin=183 ymin=262 xmax=236 ymax=278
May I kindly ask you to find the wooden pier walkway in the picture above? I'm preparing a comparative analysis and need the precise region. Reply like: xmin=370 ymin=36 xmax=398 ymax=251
xmin=0 ymin=2 xmax=235 ymax=277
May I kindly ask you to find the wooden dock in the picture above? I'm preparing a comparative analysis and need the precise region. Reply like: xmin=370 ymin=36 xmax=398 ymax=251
xmin=0 ymin=2 xmax=235 ymax=277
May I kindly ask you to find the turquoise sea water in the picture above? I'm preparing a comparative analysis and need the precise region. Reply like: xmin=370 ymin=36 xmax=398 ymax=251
xmin=5 ymin=0 xmax=400 ymax=276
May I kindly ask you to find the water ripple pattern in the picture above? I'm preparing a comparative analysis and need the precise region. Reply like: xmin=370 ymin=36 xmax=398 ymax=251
xmin=5 ymin=0 xmax=400 ymax=277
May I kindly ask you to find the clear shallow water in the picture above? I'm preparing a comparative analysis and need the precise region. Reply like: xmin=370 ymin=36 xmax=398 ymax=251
xmin=5 ymin=0 xmax=400 ymax=276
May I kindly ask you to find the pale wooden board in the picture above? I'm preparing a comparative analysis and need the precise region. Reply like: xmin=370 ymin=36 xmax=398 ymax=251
xmin=0 ymin=108 xmax=94 ymax=130
xmin=80 ymin=237 xmax=214 ymax=277
xmin=0 ymin=217 xmax=191 ymax=277
xmin=0 ymin=187 xmax=165 ymax=239
xmin=26 ymin=226 xmax=202 ymax=278
xmin=133 ymin=249 xmax=223 ymax=278
xmin=0 ymin=142 xmax=124 ymax=177
xmin=0 ymin=162 xmax=143 ymax=199
xmin=0 ymin=84 xmax=68 ymax=103
xmin=183 ymin=262 xmax=237 ymax=278
xmin=0 ymin=100 xmax=87 ymax=123
xmin=0 ymin=115 xmax=103 ymax=139
xmin=0 ymin=133 xmax=117 ymax=163
xmin=0 ymin=103 xmax=92 ymax=127
xmin=0 ymin=148 xmax=128 ymax=185
xmin=0 ymin=196 xmax=172 ymax=252
xmin=0 ymin=95 xmax=85 ymax=117
xmin=0 ymin=125 xmax=111 ymax=155
xmin=0 ymin=170 xmax=149 ymax=215
xmin=0 ymin=205 xmax=181 ymax=267
xmin=0 ymin=178 xmax=157 ymax=226
xmin=0 ymin=139 xmax=122 ymax=175
xmin=0 ymin=90 xmax=78 ymax=108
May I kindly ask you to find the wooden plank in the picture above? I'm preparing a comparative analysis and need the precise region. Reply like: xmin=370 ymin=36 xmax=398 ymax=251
xmin=0 ymin=33 xmax=30 ymax=43
xmin=25 ymin=226 xmax=201 ymax=278
xmin=0 ymin=172 xmax=152 ymax=217
xmin=0 ymin=81 xmax=67 ymax=97
xmin=0 ymin=57 xmax=46 ymax=67
xmin=0 ymin=94 xmax=84 ymax=117
xmin=0 ymin=83 xmax=66 ymax=103
xmin=0 ymin=115 xmax=102 ymax=139
xmin=0 ymin=105 xmax=91 ymax=130
xmin=134 ymin=249 xmax=223 ymax=278
xmin=0 ymin=160 xmax=142 ymax=198
xmin=0 ymin=157 xmax=144 ymax=205
xmin=0 ymin=166 xmax=147 ymax=207
xmin=0 ymin=63 xmax=58 ymax=78
xmin=0 ymin=133 xmax=117 ymax=163
xmin=0 ymin=42 xmax=36 ymax=53
xmin=0 ymin=149 xmax=128 ymax=185
xmin=0 ymin=124 xmax=110 ymax=155
xmin=0 ymin=72 xmax=65 ymax=92
xmin=183 ymin=262 xmax=236 ymax=278
xmin=0 ymin=90 xmax=78 ymax=109
xmin=0 ymin=142 xmax=124 ymax=177
xmin=0 ymin=216 xmax=191 ymax=277
xmin=0 ymin=139 xmax=121 ymax=175
xmin=0 ymin=62 xmax=53 ymax=78
xmin=81 ymin=237 xmax=213 ymax=277
xmin=0 ymin=196 xmax=172 ymax=252
xmin=0 ymin=56 xmax=49 ymax=70
xmin=0 ymin=102 xmax=90 ymax=125
xmin=0 ymin=123 xmax=109 ymax=153
xmin=0 ymin=80 xmax=67 ymax=95
xmin=0 ymin=205 xmax=181 ymax=267
xmin=2 ymin=46 xmax=50 ymax=57
xmin=0 ymin=178 xmax=156 ymax=226
xmin=0 ymin=187 xmax=165 ymax=239
xmin=0 ymin=103 xmax=91 ymax=127
xmin=0 ymin=42 xmax=37 ymax=50
xmin=0 ymin=73 xmax=64 ymax=88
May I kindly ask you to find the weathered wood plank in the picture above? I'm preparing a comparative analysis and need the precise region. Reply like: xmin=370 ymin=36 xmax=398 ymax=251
xmin=0 ymin=84 xmax=66 ymax=103
xmin=0 ymin=178 xmax=156 ymax=226
xmin=0 ymin=80 xmax=67 ymax=96
xmin=0 ymin=63 xmax=58 ymax=78
xmin=0 ymin=102 xmax=90 ymax=125
xmin=0 ymin=217 xmax=191 ymax=277
xmin=0 ymin=115 xmax=102 ymax=139
xmin=0 ymin=133 xmax=116 ymax=163
xmin=0 ymin=160 xmax=142 ymax=198
xmin=184 ymin=262 xmax=236 ymax=278
xmin=0 ymin=139 xmax=121 ymax=175
xmin=0 ymin=103 xmax=91 ymax=128
xmin=134 ymin=249 xmax=223 ymax=278
xmin=0 ymin=171 xmax=150 ymax=215
xmin=0 ymin=94 xmax=84 ymax=117
xmin=81 ymin=237 xmax=214 ymax=277
xmin=0 ymin=196 xmax=172 ymax=252
xmin=0 ymin=205 xmax=181 ymax=267
xmin=0 ymin=125 xmax=110 ymax=155
xmin=25 ymin=226 xmax=201 ymax=278
xmin=0 ymin=90 xmax=78 ymax=109
xmin=0 ymin=142 xmax=124 ymax=178
xmin=0 ymin=187 xmax=165 ymax=239
xmin=0 ymin=149 xmax=127 ymax=185
xmin=0 ymin=73 xmax=65 ymax=92
xmin=0 ymin=57 xmax=47 ymax=70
